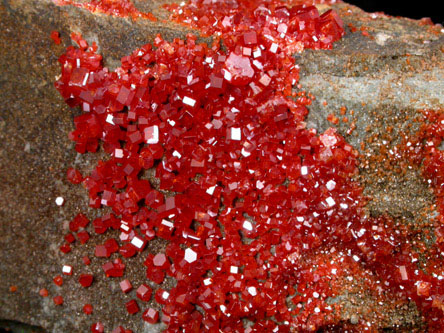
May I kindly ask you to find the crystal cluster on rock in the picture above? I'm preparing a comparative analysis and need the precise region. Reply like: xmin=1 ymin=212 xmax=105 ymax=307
xmin=55 ymin=0 xmax=157 ymax=21
xmin=51 ymin=0 xmax=444 ymax=331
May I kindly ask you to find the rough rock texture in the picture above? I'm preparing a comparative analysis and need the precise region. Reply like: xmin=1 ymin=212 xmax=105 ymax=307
xmin=0 ymin=0 xmax=442 ymax=332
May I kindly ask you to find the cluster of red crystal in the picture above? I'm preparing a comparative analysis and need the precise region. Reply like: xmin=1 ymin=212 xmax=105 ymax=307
xmin=54 ymin=0 xmax=157 ymax=21
xmin=54 ymin=12 xmax=352 ymax=329
xmin=380 ymin=110 xmax=444 ymax=330
xmin=166 ymin=0 xmax=344 ymax=51
xmin=418 ymin=111 xmax=444 ymax=222
xmin=355 ymin=109 xmax=444 ymax=330
xmin=52 ymin=0 xmax=444 ymax=331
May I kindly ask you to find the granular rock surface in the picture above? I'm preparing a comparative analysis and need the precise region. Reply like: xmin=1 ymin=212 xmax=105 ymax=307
xmin=0 ymin=0 xmax=443 ymax=332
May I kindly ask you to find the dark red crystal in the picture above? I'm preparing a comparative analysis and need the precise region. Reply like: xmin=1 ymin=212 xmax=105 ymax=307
xmin=64 ymin=233 xmax=76 ymax=244
xmin=136 ymin=284 xmax=152 ymax=302
xmin=69 ymin=213 xmax=90 ymax=232
xmin=55 ymin=0 xmax=157 ymax=21
xmin=79 ymin=274 xmax=94 ymax=288
xmin=125 ymin=299 xmax=139 ymax=315
xmin=91 ymin=322 xmax=104 ymax=333
xmin=53 ymin=295 xmax=63 ymax=305
xmin=82 ymin=256 xmax=91 ymax=266
xmin=102 ymin=259 xmax=125 ymax=278
xmin=50 ymin=31 xmax=61 ymax=45
xmin=77 ymin=230 xmax=90 ymax=244
xmin=53 ymin=275 xmax=63 ymax=286
xmin=59 ymin=243 xmax=71 ymax=254
xmin=83 ymin=303 xmax=93 ymax=315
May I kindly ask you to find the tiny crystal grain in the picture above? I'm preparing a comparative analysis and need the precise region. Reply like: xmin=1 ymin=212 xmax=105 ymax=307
xmin=53 ymin=295 xmax=63 ymax=306
xmin=39 ymin=288 xmax=49 ymax=297
xmin=83 ymin=304 xmax=93 ymax=315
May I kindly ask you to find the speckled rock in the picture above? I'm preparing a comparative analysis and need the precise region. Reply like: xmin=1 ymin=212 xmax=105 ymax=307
xmin=0 ymin=0 xmax=442 ymax=332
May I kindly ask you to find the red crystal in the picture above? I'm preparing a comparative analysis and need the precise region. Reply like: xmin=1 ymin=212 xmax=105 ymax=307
xmin=77 ymin=230 xmax=90 ymax=244
xmin=154 ymin=288 xmax=169 ymax=305
xmin=83 ymin=303 xmax=93 ymax=315
xmin=102 ymin=259 xmax=125 ymax=277
xmin=79 ymin=274 xmax=94 ymax=288
xmin=53 ymin=295 xmax=63 ymax=305
xmin=56 ymin=0 xmax=157 ymax=21
xmin=142 ymin=308 xmax=159 ymax=324
xmin=224 ymin=53 xmax=255 ymax=86
xmin=91 ymin=322 xmax=104 ymax=333
xmin=39 ymin=288 xmax=49 ymax=297
xmin=146 ymin=266 xmax=165 ymax=285
xmin=93 ymin=217 xmax=109 ymax=234
xmin=119 ymin=279 xmax=133 ymax=293
xmin=243 ymin=31 xmax=257 ymax=45
xmin=59 ymin=243 xmax=71 ymax=254
xmin=152 ymin=253 xmax=168 ymax=269
xmin=64 ymin=233 xmax=76 ymax=243
xmin=125 ymin=299 xmax=139 ymax=315
xmin=67 ymin=167 xmax=83 ymax=184
xmin=53 ymin=275 xmax=63 ymax=286
xmin=136 ymin=284 xmax=152 ymax=302
xmin=104 ymin=238 xmax=119 ymax=253
xmin=69 ymin=213 xmax=89 ymax=232
xmin=119 ymin=243 xmax=137 ymax=258
xmin=50 ymin=30 xmax=61 ymax=45
xmin=82 ymin=256 xmax=91 ymax=265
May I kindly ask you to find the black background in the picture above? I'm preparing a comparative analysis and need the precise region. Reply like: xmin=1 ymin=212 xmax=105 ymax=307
xmin=346 ymin=0 xmax=443 ymax=25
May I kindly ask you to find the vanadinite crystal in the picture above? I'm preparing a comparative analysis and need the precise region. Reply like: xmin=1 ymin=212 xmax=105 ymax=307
xmin=83 ymin=303 xmax=94 ymax=315
xmin=119 ymin=279 xmax=133 ymax=293
xmin=54 ymin=0 xmax=157 ymax=21
xmin=125 ymin=299 xmax=140 ymax=315
xmin=67 ymin=167 xmax=83 ymax=184
xmin=52 ymin=0 xmax=444 ymax=331
xmin=53 ymin=275 xmax=63 ymax=286
xmin=142 ymin=308 xmax=159 ymax=324
xmin=53 ymin=295 xmax=64 ymax=306
xmin=39 ymin=288 xmax=49 ymax=297
xmin=79 ymin=274 xmax=94 ymax=288
xmin=50 ymin=30 xmax=61 ymax=45
xmin=136 ymin=284 xmax=152 ymax=302
xmin=91 ymin=322 xmax=104 ymax=333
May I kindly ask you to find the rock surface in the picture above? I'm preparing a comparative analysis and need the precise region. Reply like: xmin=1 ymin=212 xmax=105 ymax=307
xmin=0 ymin=0 xmax=442 ymax=332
